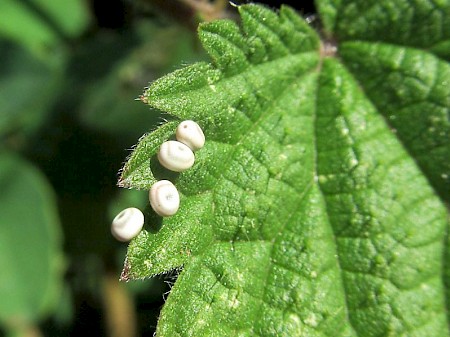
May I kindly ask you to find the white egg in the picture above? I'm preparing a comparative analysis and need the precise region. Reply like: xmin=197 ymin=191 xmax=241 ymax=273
xmin=149 ymin=180 xmax=180 ymax=216
xmin=176 ymin=120 xmax=205 ymax=151
xmin=111 ymin=207 xmax=144 ymax=242
xmin=158 ymin=140 xmax=195 ymax=172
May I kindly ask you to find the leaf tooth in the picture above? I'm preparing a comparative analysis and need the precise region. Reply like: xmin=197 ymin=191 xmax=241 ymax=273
xmin=143 ymin=62 xmax=218 ymax=116
xmin=120 ymin=257 xmax=131 ymax=281
xmin=239 ymin=4 xmax=292 ymax=61
xmin=199 ymin=20 xmax=249 ymax=75
xmin=118 ymin=121 xmax=178 ymax=190
xmin=279 ymin=5 xmax=320 ymax=53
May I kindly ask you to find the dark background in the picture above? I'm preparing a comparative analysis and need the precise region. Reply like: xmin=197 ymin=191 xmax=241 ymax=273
xmin=92 ymin=1 xmax=316 ymax=28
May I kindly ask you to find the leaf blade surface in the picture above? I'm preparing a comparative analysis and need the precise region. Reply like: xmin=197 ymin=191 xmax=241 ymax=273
xmin=119 ymin=3 xmax=450 ymax=336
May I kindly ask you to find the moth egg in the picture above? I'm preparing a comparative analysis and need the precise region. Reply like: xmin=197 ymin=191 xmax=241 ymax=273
xmin=111 ymin=207 xmax=144 ymax=242
xmin=176 ymin=120 xmax=205 ymax=151
xmin=158 ymin=140 xmax=195 ymax=172
xmin=149 ymin=180 xmax=180 ymax=216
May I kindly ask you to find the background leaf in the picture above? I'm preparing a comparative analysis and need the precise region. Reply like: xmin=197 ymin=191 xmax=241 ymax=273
xmin=0 ymin=153 xmax=64 ymax=332
xmin=119 ymin=2 xmax=449 ymax=336
xmin=30 ymin=0 xmax=90 ymax=37
xmin=0 ymin=41 xmax=63 ymax=139
xmin=0 ymin=0 xmax=58 ymax=55
xmin=0 ymin=0 xmax=89 ymax=57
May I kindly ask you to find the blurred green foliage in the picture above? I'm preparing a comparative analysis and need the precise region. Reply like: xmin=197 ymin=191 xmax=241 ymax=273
xmin=0 ymin=0 xmax=206 ymax=335
xmin=0 ymin=0 xmax=89 ymax=57
xmin=0 ymin=153 xmax=64 ymax=334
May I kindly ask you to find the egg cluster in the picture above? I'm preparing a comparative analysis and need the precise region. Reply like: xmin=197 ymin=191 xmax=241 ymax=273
xmin=111 ymin=120 xmax=205 ymax=242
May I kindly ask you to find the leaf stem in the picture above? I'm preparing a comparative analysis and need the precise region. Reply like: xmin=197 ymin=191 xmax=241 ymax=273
xmin=102 ymin=273 xmax=137 ymax=337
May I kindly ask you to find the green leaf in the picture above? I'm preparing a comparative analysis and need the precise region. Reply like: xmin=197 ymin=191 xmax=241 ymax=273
xmin=316 ymin=0 xmax=450 ymax=202
xmin=0 ymin=41 xmax=63 ymax=139
xmin=316 ymin=0 xmax=450 ymax=58
xmin=0 ymin=153 xmax=64 ymax=329
xmin=0 ymin=0 xmax=57 ymax=55
xmin=30 ymin=0 xmax=90 ymax=37
xmin=0 ymin=0 xmax=89 ymax=56
xmin=119 ymin=3 xmax=449 ymax=336
xmin=339 ymin=41 xmax=450 ymax=202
